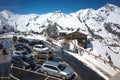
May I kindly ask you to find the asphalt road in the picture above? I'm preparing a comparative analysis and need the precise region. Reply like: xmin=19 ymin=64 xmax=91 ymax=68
xmin=45 ymin=42 xmax=105 ymax=80
xmin=0 ymin=39 xmax=13 ymax=78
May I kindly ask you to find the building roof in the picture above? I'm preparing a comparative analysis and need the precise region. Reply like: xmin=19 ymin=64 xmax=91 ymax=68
xmin=59 ymin=30 xmax=88 ymax=36
xmin=59 ymin=30 xmax=75 ymax=34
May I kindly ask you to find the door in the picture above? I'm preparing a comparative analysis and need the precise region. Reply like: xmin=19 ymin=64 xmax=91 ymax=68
xmin=44 ymin=65 xmax=60 ymax=77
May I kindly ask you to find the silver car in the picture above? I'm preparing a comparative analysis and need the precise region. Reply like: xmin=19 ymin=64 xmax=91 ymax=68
xmin=12 ymin=50 xmax=33 ymax=59
xmin=33 ymin=44 xmax=49 ymax=52
xmin=40 ymin=61 xmax=74 ymax=80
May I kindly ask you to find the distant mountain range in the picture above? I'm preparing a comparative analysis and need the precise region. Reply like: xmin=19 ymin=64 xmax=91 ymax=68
xmin=0 ymin=3 xmax=120 ymax=46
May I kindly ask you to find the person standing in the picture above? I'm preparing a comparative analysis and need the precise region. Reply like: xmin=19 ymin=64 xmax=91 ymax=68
xmin=2 ymin=48 xmax=8 ymax=55
xmin=61 ymin=47 xmax=64 ymax=55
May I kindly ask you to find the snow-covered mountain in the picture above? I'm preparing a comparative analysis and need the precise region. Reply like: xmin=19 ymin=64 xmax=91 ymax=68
xmin=0 ymin=3 xmax=120 ymax=54
xmin=0 ymin=3 xmax=120 ymax=44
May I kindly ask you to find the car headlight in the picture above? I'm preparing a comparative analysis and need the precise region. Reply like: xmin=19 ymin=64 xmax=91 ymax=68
xmin=67 ymin=73 xmax=71 ymax=76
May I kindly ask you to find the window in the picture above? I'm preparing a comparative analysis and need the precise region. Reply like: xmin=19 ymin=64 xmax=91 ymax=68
xmin=35 ymin=45 xmax=45 ymax=48
xmin=58 ymin=64 xmax=66 ymax=71
xmin=16 ymin=46 xmax=24 ymax=50
xmin=44 ymin=65 xmax=58 ymax=71
xmin=35 ymin=46 xmax=41 ymax=48
xmin=22 ymin=52 xmax=29 ymax=55
xmin=41 ymin=45 xmax=45 ymax=48
xmin=15 ymin=52 xmax=21 ymax=55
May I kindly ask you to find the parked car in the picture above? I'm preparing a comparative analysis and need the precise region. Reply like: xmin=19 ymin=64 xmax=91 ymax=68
xmin=34 ymin=51 xmax=53 ymax=60
xmin=33 ymin=44 xmax=49 ymax=52
xmin=0 ymin=43 xmax=3 ymax=50
xmin=12 ymin=50 xmax=33 ymax=60
xmin=11 ymin=56 xmax=36 ymax=69
xmin=28 ymin=39 xmax=44 ymax=46
xmin=18 ymin=37 xmax=29 ymax=43
xmin=14 ymin=44 xmax=32 ymax=53
xmin=40 ymin=61 xmax=74 ymax=80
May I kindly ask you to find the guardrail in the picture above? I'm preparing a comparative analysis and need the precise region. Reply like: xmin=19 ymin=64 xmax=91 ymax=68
xmin=78 ymin=46 xmax=120 ymax=71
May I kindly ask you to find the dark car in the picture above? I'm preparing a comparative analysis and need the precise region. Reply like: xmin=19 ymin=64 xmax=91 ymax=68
xmin=0 ymin=43 xmax=3 ymax=50
xmin=18 ymin=37 xmax=29 ymax=43
xmin=14 ymin=44 xmax=32 ymax=53
xmin=11 ymin=56 xmax=36 ymax=69
xmin=28 ymin=39 xmax=44 ymax=46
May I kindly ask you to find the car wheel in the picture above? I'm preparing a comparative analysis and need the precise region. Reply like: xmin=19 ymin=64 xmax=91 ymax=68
xmin=61 ymin=75 xmax=66 ymax=80
xmin=43 ymin=71 xmax=48 ymax=75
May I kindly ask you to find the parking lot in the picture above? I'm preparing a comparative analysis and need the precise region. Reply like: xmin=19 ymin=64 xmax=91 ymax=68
xmin=11 ymin=59 xmax=60 ymax=80
xmin=0 ymin=38 xmax=78 ymax=80
xmin=11 ymin=59 xmax=78 ymax=80
xmin=0 ymin=37 xmax=106 ymax=80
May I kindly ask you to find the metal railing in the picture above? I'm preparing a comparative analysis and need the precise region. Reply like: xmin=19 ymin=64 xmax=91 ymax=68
xmin=77 ymin=46 xmax=120 ymax=70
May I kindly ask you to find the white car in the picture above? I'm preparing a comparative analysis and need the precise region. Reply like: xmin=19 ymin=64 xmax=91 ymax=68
xmin=33 ymin=44 xmax=53 ymax=59
xmin=33 ymin=44 xmax=49 ymax=52
xmin=13 ymin=50 xmax=33 ymax=59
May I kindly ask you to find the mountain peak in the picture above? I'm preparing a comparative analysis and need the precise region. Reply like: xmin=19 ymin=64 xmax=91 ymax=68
xmin=105 ymin=3 xmax=117 ymax=8
xmin=54 ymin=10 xmax=62 ymax=14
xmin=0 ymin=10 xmax=14 ymax=15
xmin=50 ymin=10 xmax=66 ymax=19
xmin=97 ymin=3 xmax=119 ymax=14
xmin=104 ymin=3 xmax=118 ymax=10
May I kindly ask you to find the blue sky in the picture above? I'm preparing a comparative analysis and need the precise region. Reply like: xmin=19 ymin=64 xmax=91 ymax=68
xmin=0 ymin=0 xmax=120 ymax=14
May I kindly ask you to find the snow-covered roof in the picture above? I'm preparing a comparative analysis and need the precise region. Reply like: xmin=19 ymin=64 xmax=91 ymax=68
xmin=59 ymin=30 xmax=88 ymax=36
xmin=59 ymin=30 xmax=75 ymax=34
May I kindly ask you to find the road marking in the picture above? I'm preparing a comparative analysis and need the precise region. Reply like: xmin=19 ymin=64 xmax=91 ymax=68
xmin=10 ymin=74 xmax=20 ymax=80
xmin=45 ymin=76 xmax=49 ymax=80
xmin=0 ymin=77 xmax=10 ymax=79
xmin=12 ymin=66 xmax=61 ymax=80
xmin=40 ymin=59 xmax=47 ymax=61
xmin=35 ymin=59 xmax=46 ymax=63
xmin=35 ymin=67 xmax=41 ymax=72
xmin=35 ymin=59 xmax=41 ymax=63
xmin=74 ymin=72 xmax=78 ymax=77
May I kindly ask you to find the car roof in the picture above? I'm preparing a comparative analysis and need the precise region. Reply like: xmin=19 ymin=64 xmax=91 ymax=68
xmin=43 ymin=61 xmax=60 ymax=67
xmin=13 ymin=50 xmax=27 ymax=54
xmin=13 ymin=50 xmax=25 ymax=53
xmin=12 ymin=55 xmax=24 ymax=59
xmin=15 ymin=44 xmax=25 ymax=46
xmin=34 ymin=44 xmax=44 ymax=47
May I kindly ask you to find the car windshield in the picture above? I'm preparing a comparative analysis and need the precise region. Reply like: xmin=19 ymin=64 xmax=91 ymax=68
xmin=41 ymin=45 xmax=46 ymax=48
xmin=58 ymin=64 xmax=66 ymax=71
xmin=35 ymin=45 xmax=45 ymax=48
xmin=22 ymin=52 xmax=29 ymax=55
xmin=35 ymin=46 xmax=41 ymax=48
